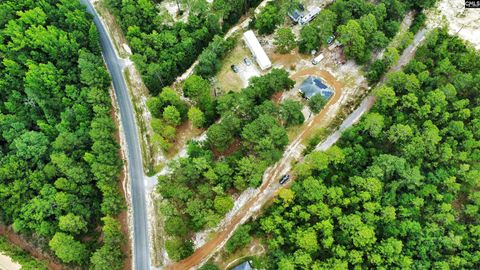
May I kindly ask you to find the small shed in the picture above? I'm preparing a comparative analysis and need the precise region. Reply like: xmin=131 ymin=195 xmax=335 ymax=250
xmin=299 ymin=76 xmax=334 ymax=100
xmin=232 ymin=260 xmax=254 ymax=270
xmin=243 ymin=30 xmax=272 ymax=70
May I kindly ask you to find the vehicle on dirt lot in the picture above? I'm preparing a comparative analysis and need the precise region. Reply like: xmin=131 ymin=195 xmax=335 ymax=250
xmin=231 ymin=64 xmax=239 ymax=73
xmin=312 ymin=53 xmax=325 ymax=65
xmin=244 ymin=57 xmax=252 ymax=66
xmin=279 ymin=174 xmax=290 ymax=185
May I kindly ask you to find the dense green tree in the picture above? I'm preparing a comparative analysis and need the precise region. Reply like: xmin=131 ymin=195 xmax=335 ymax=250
xmin=165 ymin=216 xmax=188 ymax=237
xmin=188 ymin=107 xmax=206 ymax=128
xmin=163 ymin=105 xmax=182 ymax=126
xmin=308 ymin=95 xmax=327 ymax=114
xmin=90 ymin=217 xmax=124 ymax=270
xmin=225 ymin=225 xmax=252 ymax=253
xmin=298 ymin=25 xmax=319 ymax=53
xmin=280 ymin=100 xmax=305 ymax=126
xmin=156 ymin=70 xmax=293 ymax=243
xmin=315 ymin=10 xmax=338 ymax=46
xmin=0 ymin=0 xmax=123 ymax=266
xmin=362 ymin=112 xmax=385 ymax=137
xmin=49 ymin=233 xmax=87 ymax=264
xmin=254 ymin=3 xmax=283 ymax=35
xmin=195 ymin=36 xmax=235 ymax=78
xmin=255 ymin=29 xmax=480 ymax=270
xmin=107 ymin=0 xmax=260 ymax=94
xmin=207 ymin=122 xmax=235 ymax=151
xmin=338 ymin=20 xmax=368 ymax=63
xmin=58 ymin=214 xmax=87 ymax=234
xmin=214 ymin=195 xmax=234 ymax=215
xmin=183 ymin=75 xmax=211 ymax=98
xmin=165 ymin=238 xmax=194 ymax=261
xmin=274 ymin=28 xmax=296 ymax=54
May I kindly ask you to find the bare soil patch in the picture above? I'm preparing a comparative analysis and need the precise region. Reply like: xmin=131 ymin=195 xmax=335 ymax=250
xmin=166 ymin=121 xmax=203 ymax=159
xmin=0 ymin=225 xmax=63 ymax=270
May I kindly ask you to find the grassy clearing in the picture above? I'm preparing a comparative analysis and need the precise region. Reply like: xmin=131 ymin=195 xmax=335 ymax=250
xmin=214 ymin=41 xmax=250 ymax=93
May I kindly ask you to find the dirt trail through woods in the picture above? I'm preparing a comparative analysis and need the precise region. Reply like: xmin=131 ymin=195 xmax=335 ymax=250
xmin=0 ymin=225 xmax=62 ymax=270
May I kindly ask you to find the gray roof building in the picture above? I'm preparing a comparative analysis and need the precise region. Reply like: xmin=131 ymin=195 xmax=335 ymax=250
xmin=288 ymin=9 xmax=303 ymax=23
xmin=232 ymin=260 xmax=254 ymax=270
xmin=299 ymin=76 xmax=334 ymax=100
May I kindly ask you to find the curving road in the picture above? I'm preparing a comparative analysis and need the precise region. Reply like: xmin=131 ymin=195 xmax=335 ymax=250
xmin=79 ymin=1 xmax=151 ymax=269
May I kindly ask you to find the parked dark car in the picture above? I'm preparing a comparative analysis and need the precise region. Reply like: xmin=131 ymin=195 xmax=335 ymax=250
xmin=244 ymin=57 xmax=252 ymax=66
xmin=279 ymin=174 xmax=290 ymax=185
xmin=231 ymin=64 xmax=239 ymax=73
xmin=298 ymin=3 xmax=305 ymax=11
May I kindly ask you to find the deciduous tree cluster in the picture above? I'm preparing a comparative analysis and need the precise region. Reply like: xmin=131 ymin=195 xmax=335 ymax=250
xmin=254 ymin=29 xmax=480 ymax=269
xmin=157 ymin=69 xmax=296 ymax=260
xmin=0 ymin=0 xmax=124 ymax=268
xmin=106 ymin=0 xmax=262 ymax=95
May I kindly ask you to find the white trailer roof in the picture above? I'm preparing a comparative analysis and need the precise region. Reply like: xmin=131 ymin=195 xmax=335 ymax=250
xmin=243 ymin=30 xmax=272 ymax=70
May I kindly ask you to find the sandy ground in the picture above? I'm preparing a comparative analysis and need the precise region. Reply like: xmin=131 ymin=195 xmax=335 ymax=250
xmin=426 ymin=0 xmax=480 ymax=49
xmin=0 ymin=253 xmax=21 ymax=270
xmin=237 ymin=62 xmax=261 ymax=87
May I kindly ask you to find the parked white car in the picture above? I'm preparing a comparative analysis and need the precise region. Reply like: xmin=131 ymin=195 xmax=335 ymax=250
xmin=312 ymin=53 xmax=325 ymax=65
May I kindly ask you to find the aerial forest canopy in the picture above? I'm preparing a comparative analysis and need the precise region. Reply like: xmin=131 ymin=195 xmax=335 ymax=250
xmin=0 ymin=0 xmax=124 ymax=268
xmin=254 ymin=29 xmax=480 ymax=269
xmin=106 ymin=0 xmax=262 ymax=95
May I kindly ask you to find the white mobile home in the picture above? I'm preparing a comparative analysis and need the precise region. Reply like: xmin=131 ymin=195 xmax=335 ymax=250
xmin=299 ymin=6 xmax=321 ymax=25
xmin=243 ymin=30 xmax=272 ymax=70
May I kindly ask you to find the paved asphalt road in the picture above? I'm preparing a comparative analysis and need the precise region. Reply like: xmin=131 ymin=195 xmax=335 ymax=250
xmin=79 ymin=1 xmax=151 ymax=269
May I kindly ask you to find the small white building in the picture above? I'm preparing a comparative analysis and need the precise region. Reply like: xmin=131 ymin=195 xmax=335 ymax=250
xmin=243 ymin=30 xmax=272 ymax=70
